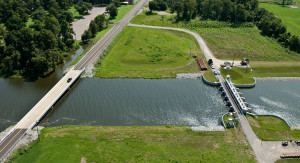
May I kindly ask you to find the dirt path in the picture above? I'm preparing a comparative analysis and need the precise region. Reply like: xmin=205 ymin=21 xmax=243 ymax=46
xmin=72 ymin=7 xmax=106 ymax=40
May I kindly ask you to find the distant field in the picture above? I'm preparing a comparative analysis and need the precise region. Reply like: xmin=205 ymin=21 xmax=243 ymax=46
xmin=247 ymin=115 xmax=300 ymax=141
xmin=109 ymin=0 xmax=140 ymax=22
xmin=8 ymin=126 xmax=255 ymax=162
xmin=131 ymin=11 xmax=300 ymax=61
xmin=94 ymin=26 xmax=202 ymax=78
xmin=259 ymin=2 xmax=300 ymax=37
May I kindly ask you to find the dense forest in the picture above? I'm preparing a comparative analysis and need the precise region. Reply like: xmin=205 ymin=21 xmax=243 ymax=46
xmin=0 ymin=0 xmax=121 ymax=78
xmin=149 ymin=0 xmax=300 ymax=53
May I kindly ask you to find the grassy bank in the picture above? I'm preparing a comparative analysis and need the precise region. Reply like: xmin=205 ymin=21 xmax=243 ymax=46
xmin=131 ymin=11 xmax=300 ymax=62
xmin=8 ymin=126 xmax=255 ymax=162
xmin=250 ymin=62 xmax=300 ymax=77
xmin=109 ymin=0 xmax=140 ymax=23
xmin=203 ymin=70 xmax=218 ymax=82
xmin=276 ymin=158 xmax=300 ymax=163
xmin=71 ymin=25 xmax=113 ymax=66
xmin=220 ymin=67 xmax=255 ymax=85
xmin=259 ymin=2 xmax=300 ymax=37
xmin=94 ymin=26 xmax=202 ymax=78
xmin=247 ymin=115 xmax=300 ymax=141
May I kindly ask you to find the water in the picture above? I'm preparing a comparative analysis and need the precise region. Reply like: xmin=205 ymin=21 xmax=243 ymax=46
xmin=0 ymin=46 xmax=83 ymax=132
xmin=40 ymin=79 xmax=227 ymax=127
xmin=240 ymin=81 xmax=300 ymax=127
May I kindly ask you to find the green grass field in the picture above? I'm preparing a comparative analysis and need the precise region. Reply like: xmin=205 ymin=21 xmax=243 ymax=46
xmin=71 ymin=25 xmax=113 ymax=66
xmin=247 ymin=115 xmax=300 ymax=141
xmin=259 ymin=1 xmax=300 ymax=37
xmin=276 ymin=158 xmax=300 ymax=163
xmin=203 ymin=70 xmax=218 ymax=82
xmin=8 ymin=126 xmax=255 ymax=163
xmin=68 ymin=6 xmax=82 ymax=19
xmin=109 ymin=1 xmax=140 ymax=22
xmin=250 ymin=61 xmax=300 ymax=77
xmin=220 ymin=67 xmax=255 ymax=85
xmin=131 ymin=11 xmax=300 ymax=61
xmin=94 ymin=26 xmax=202 ymax=78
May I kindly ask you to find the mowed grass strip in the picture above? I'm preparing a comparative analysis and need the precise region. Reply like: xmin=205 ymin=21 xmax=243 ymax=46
xmin=8 ymin=126 xmax=256 ymax=163
xmin=94 ymin=26 xmax=201 ymax=78
xmin=259 ymin=2 xmax=300 ymax=37
xmin=247 ymin=115 xmax=300 ymax=141
xmin=220 ymin=67 xmax=255 ymax=85
xmin=131 ymin=12 xmax=300 ymax=61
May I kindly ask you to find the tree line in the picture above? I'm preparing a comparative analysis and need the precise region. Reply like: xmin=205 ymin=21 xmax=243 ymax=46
xmin=81 ymin=14 xmax=109 ymax=43
xmin=149 ymin=0 xmax=300 ymax=53
xmin=0 ymin=0 xmax=78 ymax=78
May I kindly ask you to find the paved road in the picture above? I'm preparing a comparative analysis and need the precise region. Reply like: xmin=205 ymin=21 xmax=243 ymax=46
xmin=218 ymin=75 xmax=300 ymax=163
xmin=75 ymin=0 xmax=149 ymax=70
xmin=0 ymin=1 xmax=149 ymax=161
xmin=128 ymin=24 xmax=230 ymax=70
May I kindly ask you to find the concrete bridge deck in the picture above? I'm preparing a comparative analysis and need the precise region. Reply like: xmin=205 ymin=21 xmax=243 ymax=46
xmin=0 ymin=69 xmax=83 ymax=161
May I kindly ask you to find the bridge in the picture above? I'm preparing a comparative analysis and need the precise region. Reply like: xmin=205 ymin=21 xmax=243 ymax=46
xmin=0 ymin=0 xmax=149 ymax=161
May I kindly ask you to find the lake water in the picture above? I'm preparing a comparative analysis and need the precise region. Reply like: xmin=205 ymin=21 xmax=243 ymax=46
xmin=240 ymin=81 xmax=300 ymax=127
xmin=40 ymin=79 xmax=227 ymax=127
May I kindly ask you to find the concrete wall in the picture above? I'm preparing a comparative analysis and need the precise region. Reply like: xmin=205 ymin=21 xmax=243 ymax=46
xmin=201 ymin=74 xmax=220 ymax=87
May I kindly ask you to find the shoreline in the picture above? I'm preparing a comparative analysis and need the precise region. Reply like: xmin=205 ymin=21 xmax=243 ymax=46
xmin=254 ymin=77 xmax=300 ymax=81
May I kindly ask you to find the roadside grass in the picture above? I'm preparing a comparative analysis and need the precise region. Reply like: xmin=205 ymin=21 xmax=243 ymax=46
xmin=203 ymin=70 xmax=218 ymax=83
xmin=250 ymin=62 xmax=300 ymax=77
xmin=131 ymin=11 xmax=300 ymax=61
xmin=259 ymin=2 xmax=300 ymax=37
xmin=69 ymin=6 xmax=82 ymax=19
xmin=220 ymin=67 xmax=255 ymax=85
xmin=246 ymin=115 xmax=300 ymax=141
xmin=276 ymin=158 xmax=300 ymax=163
xmin=8 ymin=126 xmax=255 ymax=163
xmin=109 ymin=0 xmax=140 ymax=23
xmin=71 ymin=25 xmax=113 ymax=66
xmin=94 ymin=26 xmax=202 ymax=78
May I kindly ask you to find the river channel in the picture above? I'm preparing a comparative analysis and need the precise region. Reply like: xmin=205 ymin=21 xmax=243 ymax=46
xmin=0 ymin=45 xmax=300 ymax=131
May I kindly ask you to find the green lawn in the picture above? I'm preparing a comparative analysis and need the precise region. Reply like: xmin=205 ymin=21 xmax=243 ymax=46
xmin=259 ymin=2 xmax=300 ymax=37
xmin=68 ymin=6 xmax=82 ymax=19
xmin=276 ymin=158 xmax=300 ymax=163
xmin=220 ymin=67 xmax=255 ymax=85
xmin=8 ymin=126 xmax=255 ymax=163
xmin=109 ymin=0 xmax=140 ymax=22
xmin=131 ymin=11 xmax=300 ymax=61
xmin=203 ymin=70 xmax=218 ymax=82
xmin=94 ymin=26 xmax=202 ymax=78
xmin=250 ymin=62 xmax=300 ymax=77
xmin=71 ymin=25 xmax=113 ymax=66
xmin=247 ymin=115 xmax=300 ymax=141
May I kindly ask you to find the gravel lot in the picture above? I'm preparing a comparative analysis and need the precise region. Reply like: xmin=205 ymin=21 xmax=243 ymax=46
xmin=72 ymin=7 xmax=106 ymax=40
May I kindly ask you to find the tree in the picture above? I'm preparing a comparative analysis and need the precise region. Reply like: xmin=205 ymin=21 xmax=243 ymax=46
xmin=45 ymin=16 xmax=60 ymax=36
xmin=107 ymin=4 xmax=118 ymax=19
xmin=175 ymin=2 xmax=184 ymax=19
xmin=94 ymin=14 xmax=107 ymax=31
xmin=149 ymin=1 xmax=158 ymax=13
xmin=5 ymin=14 xmax=25 ymax=31
xmin=289 ymin=35 xmax=300 ymax=52
xmin=89 ymin=20 xmax=98 ymax=37
xmin=81 ymin=29 xmax=92 ymax=43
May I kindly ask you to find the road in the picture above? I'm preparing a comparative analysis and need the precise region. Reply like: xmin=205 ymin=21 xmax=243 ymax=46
xmin=218 ymin=75 xmax=300 ymax=163
xmin=0 ymin=0 xmax=149 ymax=161
xmin=75 ymin=0 xmax=149 ymax=70
xmin=128 ymin=24 xmax=230 ymax=70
